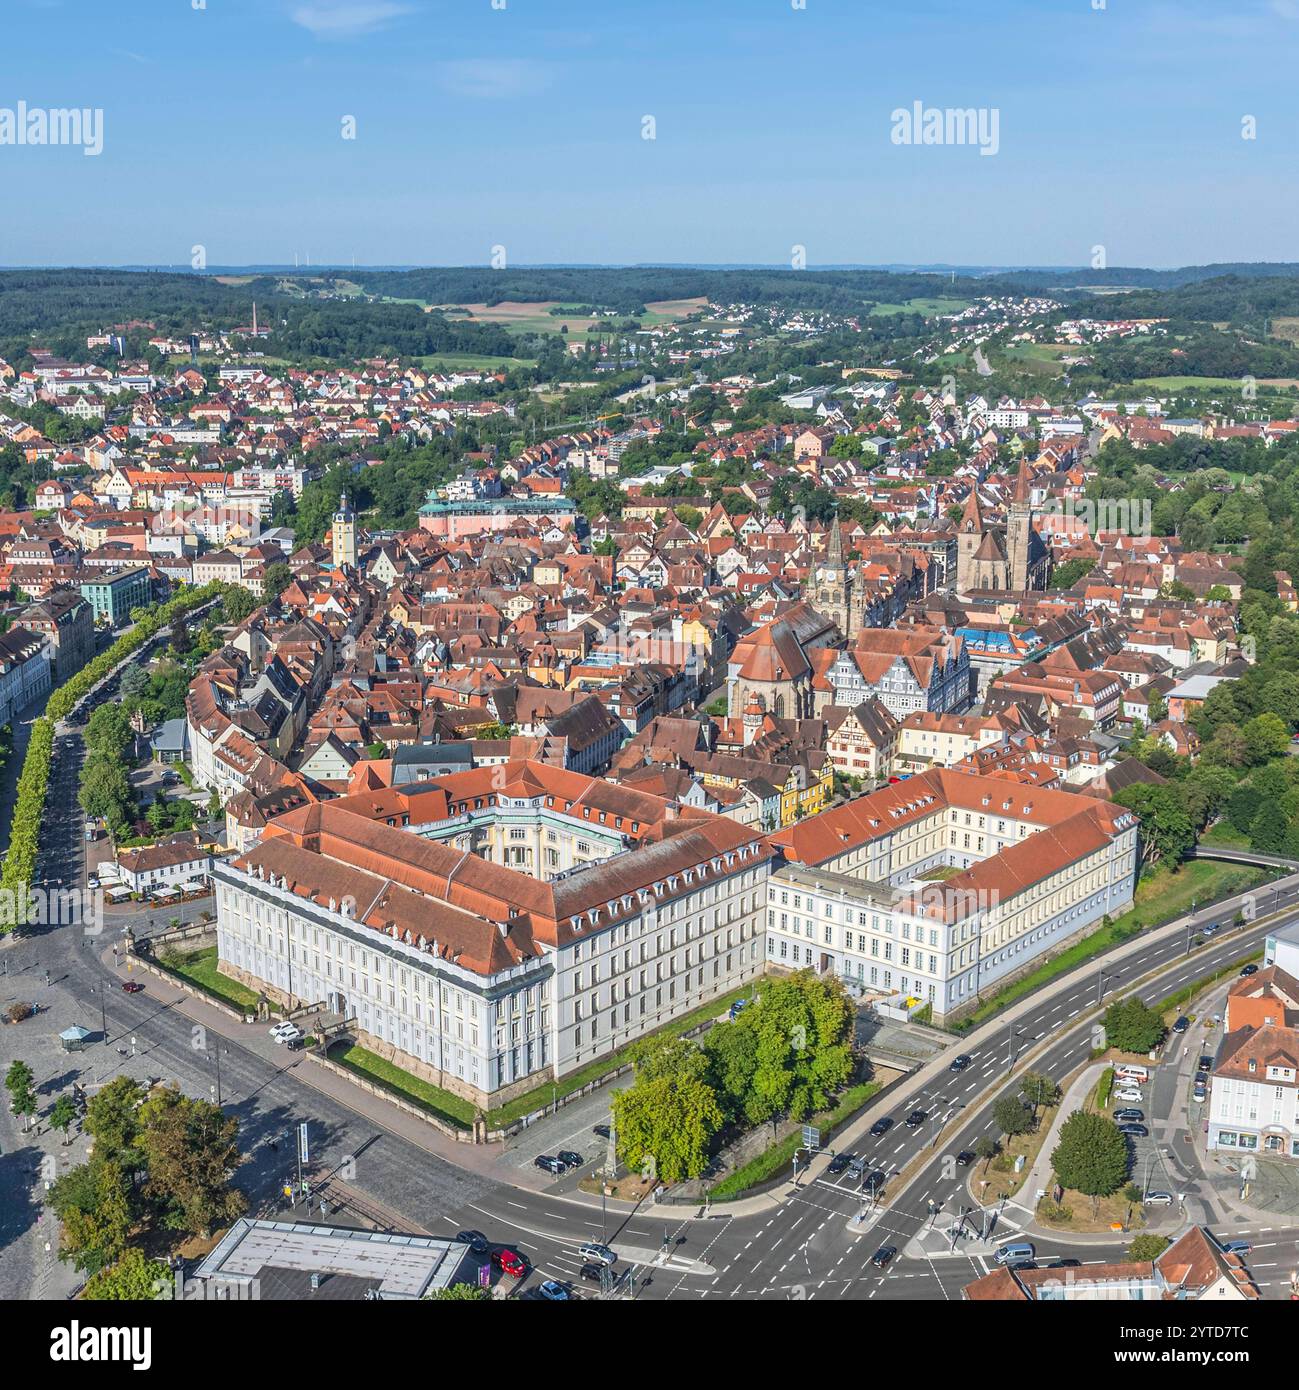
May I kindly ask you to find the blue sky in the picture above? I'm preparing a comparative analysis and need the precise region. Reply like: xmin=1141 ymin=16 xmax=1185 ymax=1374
xmin=2 ymin=0 xmax=1298 ymax=268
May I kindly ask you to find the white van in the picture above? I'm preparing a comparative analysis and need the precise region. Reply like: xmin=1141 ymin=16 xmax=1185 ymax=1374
xmin=1115 ymin=1064 xmax=1149 ymax=1083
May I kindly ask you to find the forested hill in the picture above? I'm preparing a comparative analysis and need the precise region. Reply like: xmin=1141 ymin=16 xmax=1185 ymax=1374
xmin=0 ymin=269 xmax=521 ymax=366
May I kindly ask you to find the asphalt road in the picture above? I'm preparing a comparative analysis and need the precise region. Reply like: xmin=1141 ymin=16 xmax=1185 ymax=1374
xmin=6 ymin=623 xmax=1299 ymax=1301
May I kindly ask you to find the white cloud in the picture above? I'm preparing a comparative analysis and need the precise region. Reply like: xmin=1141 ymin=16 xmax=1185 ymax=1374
xmin=290 ymin=2 xmax=413 ymax=39
xmin=435 ymin=59 xmax=551 ymax=99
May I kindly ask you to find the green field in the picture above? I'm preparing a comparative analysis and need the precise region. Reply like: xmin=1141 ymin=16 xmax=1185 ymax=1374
xmin=416 ymin=352 xmax=536 ymax=370
xmin=869 ymin=296 xmax=969 ymax=318
xmin=155 ymin=945 xmax=263 ymax=1011
xmin=1135 ymin=375 xmax=1299 ymax=391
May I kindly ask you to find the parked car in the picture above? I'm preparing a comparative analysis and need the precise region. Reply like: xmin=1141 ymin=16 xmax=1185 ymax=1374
xmin=577 ymin=1242 xmax=616 ymax=1266
xmin=1194 ymin=1070 xmax=1210 ymax=1085
xmin=1172 ymin=1016 xmax=1191 ymax=1034
xmin=1047 ymin=1258 xmax=1080 ymax=1268
xmin=1192 ymin=1084 xmax=1208 ymax=1103
xmin=1113 ymin=1089 xmax=1144 ymax=1104
xmin=556 ymin=1150 xmax=584 ymax=1169
xmin=1113 ymin=1109 xmax=1144 ymax=1123
xmin=578 ymin=1263 xmax=605 ymax=1282
xmin=827 ymin=1152 xmax=852 ymax=1176
xmin=869 ymin=1117 xmax=893 ymax=1138
xmin=1199 ymin=1055 xmax=1215 ymax=1071
xmin=905 ymin=1109 xmax=927 ymax=1128
xmin=491 ymin=1248 xmax=527 ymax=1279
xmin=949 ymin=1054 xmax=972 ymax=1072
xmin=455 ymin=1231 xmax=489 ymax=1255
xmin=272 ymin=1024 xmax=302 ymax=1044
xmin=728 ymin=998 xmax=751 ymax=1020
xmin=536 ymin=1280 xmax=572 ymax=1301
xmin=269 ymin=1021 xmax=299 ymax=1040
xmin=954 ymin=1151 xmax=976 ymax=1167
xmin=1118 ymin=1123 xmax=1149 ymax=1138
xmin=534 ymin=1155 xmax=565 ymax=1175
xmin=1144 ymin=1191 xmax=1174 ymax=1206
xmin=121 ymin=981 xmax=144 ymax=993
xmin=1240 ymin=964 xmax=1259 ymax=977
xmin=592 ymin=1124 xmax=611 ymax=1140
xmin=870 ymin=1245 xmax=897 ymax=1269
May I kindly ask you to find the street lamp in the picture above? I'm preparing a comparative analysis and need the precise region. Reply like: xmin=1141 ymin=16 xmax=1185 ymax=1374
xmin=1096 ymin=966 xmax=1118 ymax=1007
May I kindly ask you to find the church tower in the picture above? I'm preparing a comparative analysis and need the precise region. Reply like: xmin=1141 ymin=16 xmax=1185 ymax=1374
xmin=955 ymin=488 xmax=984 ymax=594
xmin=1007 ymin=461 xmax=1033 ymax=593
xmin=808 ymin=514 xmax=854 ymax=634
xmin=332 ymin=492 xmax=357 ymax=569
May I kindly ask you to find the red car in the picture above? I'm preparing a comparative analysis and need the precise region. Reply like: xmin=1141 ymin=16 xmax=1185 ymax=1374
xmin=491 ymin=1248 xmax=526 ymax=1279
xmin=121 ymin=981 xmax=145 ymax=993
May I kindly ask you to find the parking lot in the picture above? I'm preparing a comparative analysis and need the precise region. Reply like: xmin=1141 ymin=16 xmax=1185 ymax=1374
xmin=499 ymin=1082 xmax=624 ymax=1185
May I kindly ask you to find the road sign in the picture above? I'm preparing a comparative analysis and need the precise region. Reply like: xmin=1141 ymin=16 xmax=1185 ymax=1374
xmin=298 ymin=1121 xmax=309 ymax=1166
xmin=802 ymin=1125 xmax=820 ymax=1151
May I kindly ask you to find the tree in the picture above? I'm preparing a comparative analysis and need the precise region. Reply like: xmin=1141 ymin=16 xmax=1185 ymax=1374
xmin=221 ymin=586 xmax=257 ymax=624
xmin=138 ymin=1086 xmax=248 ymax=1239
xmin=611 ymin=1072 xmax=723 ymax=1183
xmin=120 ymin=664 xmax=150 ymax=701
xmin=993 ymin=1095 xmax=1034 ymax=1139
xmin=47 ymin=1157 xmax=136 ymax=1275
xmin=78 ymin=756 xmax=135 ymax=833
xmin=1050 ymin=1110 xmax=1130 ymax=1217
xmin=262 ymin=561 xmax=293 ymax=598
xmin=83 ymin=1247 xmax=170 ymax=1301
xmin=974 ymin=1135 xmax=1000 ymax=1171
xmin=5 ymin=1059 xmax=36 ymax=1131
xmin=50 ymin=1094 xmax=79 ymax=1145
xmin=1113 ymin=783 xmax=1194 ymax=866
xmin=1127 ymin=1234 xmax=1170 ymax=1262
xmin=626 ymin=1034 xmax=708 ymax=1086
xmin=1020 ymin=1072 xmax=1062 ymax=1119
xmin=426 ymin=1283 xmax=491 ymax=1301
xmin=741 ymin=972 xmax=855 ymax=1124
xmin=83 ymin=1076 xmax=145 ymax=1167
xmin=702 ymin=1015 xmax=761 ymax=1123
xmin=1243 ymin=712 xmax=1290 ymax=765
xmin=1103 ymin=995 xmax=1166 ymax=1055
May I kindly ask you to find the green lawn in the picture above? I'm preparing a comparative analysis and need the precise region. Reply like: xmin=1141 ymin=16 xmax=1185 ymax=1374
xmin=331 ymin=1042 xmax=476 ymax=1129
xmin=1199 ymin=822 xmax=1252 ymax=851
xmin=707 ymin=1081 xmax=882 ymax=1200
xmin=953 ymin=859 xmax=1270 ymax=1031
xmin=156 ymin=945 xmax=262 ymax=1011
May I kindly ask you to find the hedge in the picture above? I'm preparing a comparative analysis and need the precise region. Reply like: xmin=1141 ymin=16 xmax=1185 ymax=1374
xmin=0 ymin=583 xmax=224 ymax=931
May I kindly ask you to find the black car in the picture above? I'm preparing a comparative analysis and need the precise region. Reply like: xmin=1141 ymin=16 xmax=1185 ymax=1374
xmin=578 ymin=1263 xmax=605 ymax=1282
xmin=870 ymin=1245 xmax=897 ymax=1269
xmin=870 ymin=1117 xmax=894 ymax=1138
xmin=1194 ymin=1071 xmax=1209 ymax=1086
xmin=1118 ymin=1123 xmax=1148 ymax=1138
xmin=863 ymin=1169 xmax=887 ymax=1194
xmin=1047 ymin=1258 xmax=1080 ymax=1268
xmin=592 ymin=1124 xmax=611 ymax=1140
xmin=1240 ymin=963 xmax=1259 ymax=977
xmin=905 ymin=1109 xmax=928 ymax=1128
xmin=534 ymin=1154 xmax=566 ymax=1174
xmin=455 ymin=1230 xmax=489 ymax=1255
xmin=949 ymin=1054 xmax=973 ymax=1072
xmin=557 ymin=1150 xmax=584 ymax=1169
xmin=1113 ymin=1109 xmax=1144 ymax=1123
xmin=1172 ymin=1016 xmax=1190 ymax=1034
xmin=954 ymin=1151 xmax=975 ymax=1167
xmin=827 ymin=1152 xmax=853 ymax=1175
